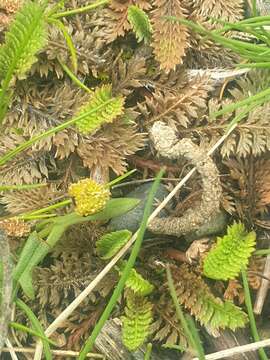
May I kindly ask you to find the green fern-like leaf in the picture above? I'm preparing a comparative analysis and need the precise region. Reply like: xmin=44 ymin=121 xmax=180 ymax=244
xmin=0 ymin=1 xmax=47 ymax=80
xmin=119 ymin=261 xmax=154 ymax=296
xmin=96 ymin=230 xmax=132 ymax=260
xmin=127 ymin=5 xmax=152 ymax=43
xmin=75 ymin=85 xmax=125 ymax=134
xmin=203 ymin=222 xmax=256 ymax=280
xmin=122 ymin=292 xmax=153 ymax=351
xmin=170 ymin=264 xmax=248 ymax=332
xmin=0 ymin=0 xmax=48 ymax=121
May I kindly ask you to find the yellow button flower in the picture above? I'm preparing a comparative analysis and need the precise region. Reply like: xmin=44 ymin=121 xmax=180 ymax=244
xmin=68 ymin=179 xmax=110 ymax=216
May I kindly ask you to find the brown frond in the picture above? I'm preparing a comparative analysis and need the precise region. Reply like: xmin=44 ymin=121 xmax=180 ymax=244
xmin=77 ymin=119 xmax=145 ymax=176
xmin=224 ymin=279 xmax=244 ymax=304
xmin=1 ymin=184 xmax=62 ymax=214
xmin=4 ymin=79 xmax=84 ymax=158
xmin=162 ymin=264 xmax=247 ymax=331
xmin=248 ymin=256 xmax=265 ymax=290
xmin=190 ymin=0 xmax=244 ymax=22
xmin=224 ymin=257 xmax=265 ymax=304
xmin=0 ymin=151 xmax=53 ymax=185
xmin=112 ymin=56 xmax=146 ymax=96
xmin=138 ymin=75 xmax=213 ymax=130
xmin=186 ymin=44 xmax=238 ymax=69
xmin=151 ymin=0 xmax=189 ymax=72
xmin=181 ymin=71 xmax=270 ymax=157
xmin=151 ymin=308 xmax=188 ymax=349
xmin=223 ymin=157 xmax=270 ymax=222
xmin=31 ymin=9 xmax=113 ymax=77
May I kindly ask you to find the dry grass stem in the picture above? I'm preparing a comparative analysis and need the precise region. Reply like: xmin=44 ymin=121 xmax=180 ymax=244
xmin=2 ymin=346 xmax=104 ymax=358
xmin=5 ymin=338 xmax=19 ymax=360
xmin=253 ymin=254 xmax=270 ymax=315
xmin=193 ymin=338 xmax=270 ymax=360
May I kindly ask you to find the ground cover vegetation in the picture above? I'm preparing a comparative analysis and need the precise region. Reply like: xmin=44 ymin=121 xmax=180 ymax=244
xmin=0 ymin=0 xmax=270 ymax=359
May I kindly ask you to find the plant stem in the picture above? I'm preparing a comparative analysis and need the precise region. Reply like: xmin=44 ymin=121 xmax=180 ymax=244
xmin=144 ymin=343 xmax=152 ymax=360
xmin=241 ymin=269 xmax=268 ymax=360
xmin=212 ymin=87 xmax=270 ymax=119
xmin=251 ymin=0 xmax=258 ymax=17
xmin=20 ymin=199 xmax=71 ymax=218
xmin=0 ymin=183 xmax=47 ymax=191
xmin=59 ymin=61 xmax=91 ymax=93
xmin=53 ymin=0 xmax=109 ymax=18
xmin=78 ymin=169 xmax=164 ymax=360
xmin=255 ymin=249 xmax=270 ymax=256
xmin=107 ymin=169 xmax=137 ymax=187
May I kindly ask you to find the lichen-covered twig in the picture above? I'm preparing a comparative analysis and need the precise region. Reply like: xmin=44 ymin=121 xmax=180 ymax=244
xmin=148 ymin=121 xmax=222 ymax=237
xmin=0 ymin=229 xmax=13 ymax=355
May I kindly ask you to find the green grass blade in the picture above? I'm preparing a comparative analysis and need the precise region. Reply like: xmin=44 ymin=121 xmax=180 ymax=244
xmin=144 ymin=343 xmax=152 ymax=360
xmin=9 ymin=322 xmax=57 ymax=346
xmin=59 ymin=60 xmax=91 ymax=92
xmin=211 ymin=87 xmax=270 ymax=119
xmin=53 ymin=0 xmax=109 ymax=18
xmin=15 ymin=299 xmax=53 ymax=360
xmin=241 ymin=269 xmax=268 ymax=360
xmin=49 ymin=18 xmax=78 ymax=72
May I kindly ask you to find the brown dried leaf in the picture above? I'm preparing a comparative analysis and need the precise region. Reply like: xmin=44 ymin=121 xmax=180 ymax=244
xmin=151 ymin=0 xmax=189 ymax=72
xmin=138 ymin=75 xmax=213 ymax=130
xmin=112 ymin=56 xmax=146 ymax=96
xmin=77 ymin=119 xmax=145 ymax=175
xmin=190 ymin=0 xmax=244 ymax=22
xmin=1 ymin=184 xmax=62 ymax=214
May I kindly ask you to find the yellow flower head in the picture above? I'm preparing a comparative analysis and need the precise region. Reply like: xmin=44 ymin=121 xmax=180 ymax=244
xmin=68 ymin=179 xmax=110 ymax=216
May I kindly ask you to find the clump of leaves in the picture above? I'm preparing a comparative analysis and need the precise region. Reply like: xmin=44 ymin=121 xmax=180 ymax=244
xmin=203 ymin=222 xmax=256 ymax=280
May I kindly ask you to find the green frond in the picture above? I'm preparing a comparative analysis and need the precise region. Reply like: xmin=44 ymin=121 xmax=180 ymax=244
xmin=0 ymin=1 xmax=47 ymax=80
xmin=75 ymin=85 xmax=125 ymax=134
xmin=170 ymin=264 xmax=248 ymax=333
xmin=0 ymin=0 xmax=48 ymax=121
xmin=127 ymin=5 xmax=152 ymax=43
xmin=203 ymin=222 xmax=256 ymax=280
xmin=122 ymin=292 xmax=153 ymax=351
xmin=119 ymin=261 xmax=154 ymax=296
xmin=96 ymin=229 xmax=132 ymax=259
xmin=200 ymin=297 xmax=248 ymax=331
